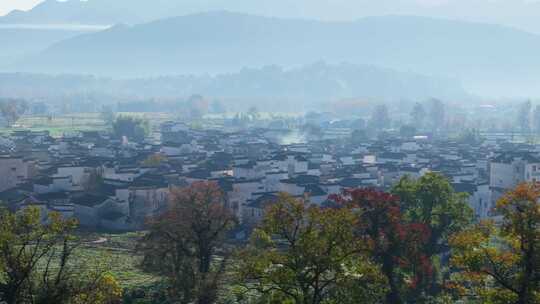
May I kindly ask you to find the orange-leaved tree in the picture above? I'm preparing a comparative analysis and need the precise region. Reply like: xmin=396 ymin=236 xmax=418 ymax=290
xmin=449 ymin=183 xmax=540 ymax=304
xmin=138 ymin=181 xmax=236 ymax=304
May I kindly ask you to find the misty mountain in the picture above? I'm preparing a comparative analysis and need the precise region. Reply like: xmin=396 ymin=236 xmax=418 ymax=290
xmin=4 ymin=0 xmax=540 ymax=35
xmin=0 ymin=63 xmax=467 ymax=109
xmin=8 ymin=12 xmax=540 ymax=97
xmin=0 ymin=27 xmax=89 ymax=68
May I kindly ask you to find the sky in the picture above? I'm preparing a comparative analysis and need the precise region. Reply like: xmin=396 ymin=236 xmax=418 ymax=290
xmin=0 ymin=0 xmax=43 ymax=16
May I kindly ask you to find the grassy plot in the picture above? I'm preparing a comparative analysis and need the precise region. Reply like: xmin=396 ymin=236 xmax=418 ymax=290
xmin=0 ymin=112 xmax=175 ymax=137
xmin=1 ymin=113 xmax=107 ymax=136
xmin=76 ymin=232 xmax=160 ymax=290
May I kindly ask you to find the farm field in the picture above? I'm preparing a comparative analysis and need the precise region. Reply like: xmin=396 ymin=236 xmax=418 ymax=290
xmin=77 ymin=232 xmax=160 ymax=290
xmin=0 ymin=112 xmax=175 ymax=137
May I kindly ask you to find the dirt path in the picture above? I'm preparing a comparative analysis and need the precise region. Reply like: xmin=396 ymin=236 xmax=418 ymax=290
xmin=90 ymin=237 xmax=108 ymax=244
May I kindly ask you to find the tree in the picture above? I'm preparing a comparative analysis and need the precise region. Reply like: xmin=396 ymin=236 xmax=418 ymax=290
xmin=352 ymin=118 xmax=366 ymax=130
xmin=72 ymin=273 xmax=122 ymax=304
xmin=427 ymin=98 xmax=445 ymax=133
xmin=456 ymin=128 xmax=483 ymax=145
xmin=351 ymin=129 xmax=369 ymax=144
xmin=0 ymin=207 xmax=121 ymax=304
xmin=247 ymin=106 xmax=260 ymax=121
xmin=236 ymin=194 xmax=386 ymax=304
xmin=301 ymin=123 xmax=323 ymax=141
xmin=100 ymin=105 xmax=115 ymax=127
xmin=142 ymin=153 xmax=168 ymax=167
xmin=370 ymin=104 xmax=390 ymax=131
xmin=138 ymin=181 xmax=236 ymax=304
xmin=0 ymin=98 xmax=28 ymax=127
xmin=0 ymin=207 xmax=76 ymax=303
xmin=410 ymin=102 xmax=426 ymax=130
xmin=209 ymin=100 xmax=227 ymax=114
xmin=112 ymin=116 xmax=149 ymax=142
xmin=186 ymin=95 xmax=209 ymax=120
xmin=449 ymin=183 xmax=540 ymax=304
xmin=399 ymin=124 xmax=417 ymax=139
xmin=332 ymin=189 xmax=433 ymax=303
xmin=517 ymin=100 xmax=532 ymax=133
xmin=533 ymin=105 xmax=540 ymax=135
xmin=391 ymin=173 xmax=474 ymax=296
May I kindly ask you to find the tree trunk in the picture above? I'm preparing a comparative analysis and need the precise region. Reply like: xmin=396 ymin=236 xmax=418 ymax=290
xmin=382 ymin=257 xmax=402 ymax=304
xmin=1 ymin=289 xmax=17 ymax=304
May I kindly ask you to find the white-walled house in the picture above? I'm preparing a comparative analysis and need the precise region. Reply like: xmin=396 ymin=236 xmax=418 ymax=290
xmin=227 ymin=179 xmax=264 ymax=221
xmin=0 ymin=156 xmax=35 ymax=192
xmin=453 ymin=182 xmax=492 ymax=219
xmin=490 ymin=152 xmax=540 ymax=203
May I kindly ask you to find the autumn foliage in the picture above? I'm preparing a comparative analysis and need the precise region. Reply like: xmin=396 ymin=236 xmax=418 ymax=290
xmin=138 ymin=181 xmax=236 ymax=304
xmin=449 ymin=183 xmax=540 ymax=304
xmin=331 ymin=188 xmax=433 ymax=303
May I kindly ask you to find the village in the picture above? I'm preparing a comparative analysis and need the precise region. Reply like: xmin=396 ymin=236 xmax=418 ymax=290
xmin=0 ymin=116 xmax=533 ymax=234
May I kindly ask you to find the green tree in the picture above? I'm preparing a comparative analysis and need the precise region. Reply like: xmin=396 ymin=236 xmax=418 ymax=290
xmin=399 ymin=124 xmax=417 ymax=139
xmin=100 ymin=106 xmax=116 ymax=127
xmin=370 ymin=104 xmax=390 ymax=131
xmin=533 ymin=105 xmax=540 ymax=135
xmin=112 ymin=116 xmax=149 ymax=142
xmin=449 ymin=183 xmax=540 ymax=304
xmin=427 ymin=98 xmax=445 ymax=133
xmin=456 ymin=128 xmax=483 ymax=145
xmin=410 ymin=102 xmax=426 ymax=130
xmin=351 ymin=129 xmax=368 ymax=144
xmin=0 ymin=98 xmax=28 ymax=127
xmin=517 ymin=100 xmax=532 ymax=134
xmin=0 ymin=207 xmax=121 ymax=304
xmin=186 ymin=95 xmax=209 ymax=120
xmin=138 ymin=182 xmax=236 ymax=304
xmin=141 ymin=153 xmax=168 ymax=167
xmin=392 ymin=173 xmax=474 ymax=297
xmin=236 ymin=194 xmax=386 ymax=304
xmin=247 ymin=106 xmax=260 ymax=121
xmin=0 ymin=207 xmax=76 ymax=303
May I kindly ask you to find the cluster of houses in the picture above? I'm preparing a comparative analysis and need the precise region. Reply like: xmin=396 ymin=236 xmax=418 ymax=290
xmin=0 ymin=122 xmax=538 ymax=233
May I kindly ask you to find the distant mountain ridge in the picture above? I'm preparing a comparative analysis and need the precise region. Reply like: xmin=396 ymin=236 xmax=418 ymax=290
xmin=4 ymin=0 xmax=540 ymax=35
xmin=7 ymin=11 xmax=540 ymax=97
xmin=0 ymin=63 xmax=468 ymax=107
xmin=0 ymin=27 xmax=87 ymax=68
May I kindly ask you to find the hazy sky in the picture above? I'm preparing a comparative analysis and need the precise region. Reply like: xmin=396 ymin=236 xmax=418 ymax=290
xmin=0 ymin=0 xmax=42 ymax=16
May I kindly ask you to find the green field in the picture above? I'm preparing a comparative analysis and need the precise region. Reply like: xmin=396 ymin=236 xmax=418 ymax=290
xmin=0 ymin=112 xmax=175 ymax=137
xmin=77 ymin=232 xmax=160 ymax=290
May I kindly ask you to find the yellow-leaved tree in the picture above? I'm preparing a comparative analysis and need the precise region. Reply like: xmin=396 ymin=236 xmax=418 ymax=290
xmin=449 ymin=183 xmax=540 ymax=304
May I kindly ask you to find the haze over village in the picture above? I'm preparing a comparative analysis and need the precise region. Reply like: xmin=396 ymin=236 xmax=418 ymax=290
xmin=0 ymin=1 xmax=539 ymax=304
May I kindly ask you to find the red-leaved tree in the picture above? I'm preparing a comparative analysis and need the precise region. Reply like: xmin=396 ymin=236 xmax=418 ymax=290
xmin=331 ymin=188 xmax=433 ymax=304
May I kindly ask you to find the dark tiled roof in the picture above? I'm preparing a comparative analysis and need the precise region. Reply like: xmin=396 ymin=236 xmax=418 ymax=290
xmin=185 ymin=169 xmax=211 ymax=179
xmin=247 ymin=193 xmax=279 ymax=209
xmin=0 ymin=188 xmax=28 ymax=203
xmin=339 ymin=178 xmax=364 ymax=188
xmin=100 ymin=210 xmax=126 ymax=221
xmin=71 ymin=193 xmax=109 ymax=207
xmin=492 ymin=152 xmax=540 ymax=164
xmin=304 ymin=184 xmax=327 ymax=197
xmin=130 ymin=173 xmax=169 ymax=188
xmin=452 ymin=182 xmax=477 ymax=195
xmin=35 ymin=192 xmax=70 ymax=202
